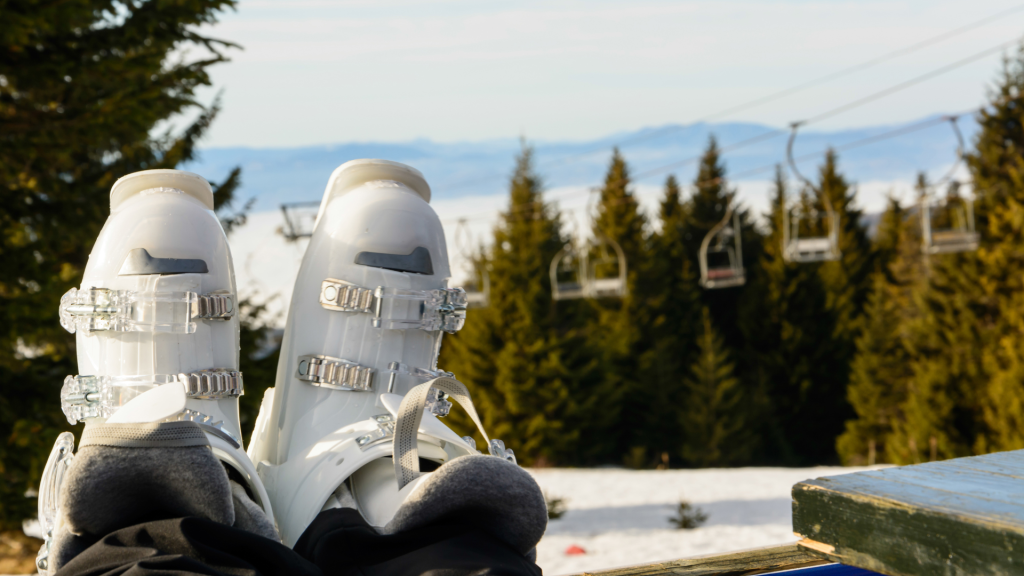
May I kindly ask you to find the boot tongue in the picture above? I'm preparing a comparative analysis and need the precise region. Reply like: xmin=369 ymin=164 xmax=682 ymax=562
xmin=59 ymin=422 xmax=235 ymax=538
xmin=106 ymin=382 xmax=187 ymax=424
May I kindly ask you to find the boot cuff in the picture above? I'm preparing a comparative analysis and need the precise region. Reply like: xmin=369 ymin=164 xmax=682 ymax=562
xmin=80 ymin=421 xmax=210 ymax=449
xmin=384 ymin=455 xmax=546 ymax=555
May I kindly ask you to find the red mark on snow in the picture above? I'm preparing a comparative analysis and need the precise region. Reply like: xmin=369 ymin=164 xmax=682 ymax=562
xmin=565 ymin=545 xmax=586 ymax=556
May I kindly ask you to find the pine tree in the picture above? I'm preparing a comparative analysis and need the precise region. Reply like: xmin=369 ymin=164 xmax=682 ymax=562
xmin=873 ymin=194 xmax=907 ymax=277
xmin=683 ymin=137 xmax=762 ymax=353
xmin=741 ymin=166 xmax=838 ymax=464
xmin=853 ymin=174 xmax=968 ymax=464
xmin=866 ymin=51 xmax=1024 ymax=461
xmin=782 ymin=150 xmax=871 ymax=462
xmin=0 ymin=0 xmax=238 ymax=528
xmin=837 ymin=197 xmax=925 ymax=464
xmin=890 ymin=246 xmax=983 ymax=463
xmin=837 ymin=272 xmax=906 ymax=465
xmin=593 ymin=149 xmax=647 ymax=274
xmin=684 ymin=136 xmax=734 ymax=259
xmin=817 ymin=150 xmax=875 ymax=353
xmin=966 ymin=47 xmax=1024 ymax=454
xmin=681 ymin=307 xmax=749 ymax=467
xmin=440 ymin=144 xmax=609 ymax=465
xmin=588 ymin=149 xmax=650 ymax=460
xmin=638 ymin=175 xmax=702 ymax=461
xmin=683 ymin=137 xmax=763 ymax=443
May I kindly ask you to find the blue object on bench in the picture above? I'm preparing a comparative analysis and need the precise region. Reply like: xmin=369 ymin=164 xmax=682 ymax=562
xmin=775 ymin=563 xmax=881 ymax=575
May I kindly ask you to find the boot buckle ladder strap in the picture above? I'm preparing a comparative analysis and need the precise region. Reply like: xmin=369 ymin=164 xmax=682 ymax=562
xmin=60 ymin=370 xmax=243 ymax=425
xmin=59 ymin=287 xmax=234 ymax=334
xmin=393 ymin=377 xmax=516 ymax=490
xmin=319 ymin=279 xmax=467 ymax=333
xmin=296 ymin=354 xmax=375 ymax=391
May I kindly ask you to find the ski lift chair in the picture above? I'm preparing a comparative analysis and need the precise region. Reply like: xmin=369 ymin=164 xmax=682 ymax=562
xmin=700 ymin=205 xmax=746 ymax=289
xmin=280 ymin=201 xmax=321 ymax=240
xmin=782 ymin=122 xmax=841 ymax=263
xmin=585 ymin=235 xmax=628 ymax=298
xmin=920 ymin=118 xmax=979 ymax=255
xmin=548 ymin=235 xmax=628 ymax=300
xmin=452 ymin=219 xmax=492 ymax=308
xmin=549 ymin=244 xmax=587 ymax=301
xmin=782 ymin=207 xmax=841 ymax=263
xmin=922 ymin=183 xmax=979 ymax=255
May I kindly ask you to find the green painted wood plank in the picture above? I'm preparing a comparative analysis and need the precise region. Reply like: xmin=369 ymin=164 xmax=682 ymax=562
xmin=940 ymin=450 xmax=1024 ymax=479
xmin=792 ymin=449 xmax=1024 ymax=576
xmin=853 ymin=463 xmax=1024 ymax=507
xmin=798 ymin=469 xmax=1024 ymax=529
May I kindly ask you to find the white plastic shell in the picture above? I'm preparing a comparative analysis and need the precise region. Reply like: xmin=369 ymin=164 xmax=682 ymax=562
xmin=67 ymin=169 xmax=272 ymax=525
xmin=78 ymin=172 xmax=238 ymax=387
xmin=248 ymin=160 xmax=476 ymax=546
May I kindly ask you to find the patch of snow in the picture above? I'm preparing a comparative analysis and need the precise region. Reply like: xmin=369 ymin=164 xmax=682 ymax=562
xmin=22 ymin=518 xmax=42 ymax=540
xmin=528 ymin=467 xmax=875 ymax=575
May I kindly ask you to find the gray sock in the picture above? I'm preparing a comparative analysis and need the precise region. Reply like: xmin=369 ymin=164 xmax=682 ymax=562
xmin=230 ymin=480 xmax=279 ymax=541
xmin=384 ymin=455 xmax=547 ymax=555
xmin=51 ymin=421 xmax=277 ymax=570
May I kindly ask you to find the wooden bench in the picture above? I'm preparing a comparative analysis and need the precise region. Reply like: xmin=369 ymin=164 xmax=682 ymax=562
xmin=572 ymin=451 xmax=1024 ymax=575
xmin=570 ymin=543 xmax=872 ymax=575
xmin=793 ymin=450 xmax=1024 ymax=575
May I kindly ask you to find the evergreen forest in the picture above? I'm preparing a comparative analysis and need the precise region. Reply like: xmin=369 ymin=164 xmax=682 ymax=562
xmin=441 ymin=50 xmax=1024 ymax=470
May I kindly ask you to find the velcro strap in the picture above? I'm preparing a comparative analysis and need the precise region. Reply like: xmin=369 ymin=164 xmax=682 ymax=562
xmin=393 ymin=377 xmax=490 ymax=490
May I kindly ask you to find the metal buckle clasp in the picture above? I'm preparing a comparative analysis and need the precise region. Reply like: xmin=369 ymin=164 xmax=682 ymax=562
xmin=296 ymin=354 xmax=375 ymax=391
xmin=60 ymin=370 xmax=243 ymax=425
xmin=59 ymin=287 xmax=234 ymax=334
xmin=319 ymin=279 xmax=467 ymax=334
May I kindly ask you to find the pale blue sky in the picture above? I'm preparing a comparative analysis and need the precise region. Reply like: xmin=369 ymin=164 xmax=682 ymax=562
xmin=193 ymin=0 xmax=1024 ymax=148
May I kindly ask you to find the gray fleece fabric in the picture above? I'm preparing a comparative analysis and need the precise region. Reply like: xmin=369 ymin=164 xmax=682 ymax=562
xmin=52 ymin=421 xmax=277 ymax=571
xmin=384 ymin=454 xmax=547 ymax=555
xmin=229 ymin=480 xmax=279 ymax=541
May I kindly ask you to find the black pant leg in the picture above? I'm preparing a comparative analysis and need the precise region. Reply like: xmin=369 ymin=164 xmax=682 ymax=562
xmin=55 ymin=517 xmax=322 ymax=576
xmin=294 ymin=508 xmax=542 ymax=576
xmin=55 ymin=510 xmax=542 ymax=576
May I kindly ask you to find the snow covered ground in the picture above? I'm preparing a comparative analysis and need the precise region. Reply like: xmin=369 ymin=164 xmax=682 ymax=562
xmin=528 ymin=466 xmax=875 ymax=575
xmin=14 ymin=466 xmax=872 ymax=575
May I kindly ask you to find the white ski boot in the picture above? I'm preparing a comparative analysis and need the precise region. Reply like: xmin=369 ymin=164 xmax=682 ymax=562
xmin=36 ymin=169 xmax=274 ymax=572
xmin=247 ymin=160 xmax=535 ymax=548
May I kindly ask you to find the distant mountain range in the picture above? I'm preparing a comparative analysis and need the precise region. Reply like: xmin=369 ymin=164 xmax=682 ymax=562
xmin=182 ymin=115 xmax=979 ymax=212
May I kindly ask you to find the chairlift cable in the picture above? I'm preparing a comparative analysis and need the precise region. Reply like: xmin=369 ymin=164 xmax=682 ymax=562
xmin=543 ymin=34 xmax=1022 ymax=207
xmin=924 ymin=116 xmax=967 ymax=193
xmin=565 ymin=4 xmax=1024 ymax=153
xmin=443 ymin=35 xmax=1019 ymax=222
xmin=438 ymin=104 xmax=987 ymax=225
xmin=699 ymin=200 xmax=738 ymax=254
xmin=800 ymin=38 xmax=1020 ymax=127
xmin=785 ymin=123 xmax=836 ymax=216
xmin=453 ymin=218 xmax=475 ymax=260
xmin=438 ymin=6 xmax=1024 ymax=193
xmin=701 ymin=3 xmax=1024 ymax=123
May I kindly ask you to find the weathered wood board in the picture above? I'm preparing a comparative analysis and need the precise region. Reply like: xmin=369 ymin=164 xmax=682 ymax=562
xmin=792 ymin=449 xmax=1024 ymax=576
xmin=571 ymin=543 xmax=827 ymax=575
